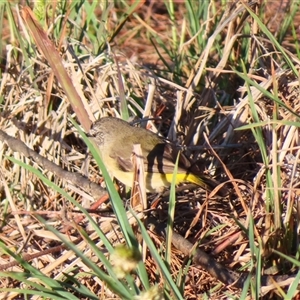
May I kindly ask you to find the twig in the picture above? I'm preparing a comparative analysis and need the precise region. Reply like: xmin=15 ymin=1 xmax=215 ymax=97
xmin=0 ymin=237 xmax=83 ymax=271
xmin=0 ymin=129 xmax=105 ymax=200
xmin=158 ymin=227 xmax=290 ymax=289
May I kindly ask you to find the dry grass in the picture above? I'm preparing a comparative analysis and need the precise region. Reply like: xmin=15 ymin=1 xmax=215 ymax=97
xmin=0 ymin=1 xmax=299 ymax=299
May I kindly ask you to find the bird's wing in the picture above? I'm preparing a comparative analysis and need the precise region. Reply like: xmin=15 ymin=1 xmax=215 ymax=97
xmin=116 ymin=155 xmax=134 ymax=172
xmin=110 ymin=141 xmax=192 ymax=175
xmin=145 ymin=142 xmax=192 ymax=174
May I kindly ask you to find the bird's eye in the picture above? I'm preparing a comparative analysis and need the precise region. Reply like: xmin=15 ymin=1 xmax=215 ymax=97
xmin=86 ymin=131 xmax=96 ymax=137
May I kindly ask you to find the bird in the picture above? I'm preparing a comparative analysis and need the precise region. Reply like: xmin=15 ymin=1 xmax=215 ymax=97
xmin=88 ymin=117 xmax=217 ymax=193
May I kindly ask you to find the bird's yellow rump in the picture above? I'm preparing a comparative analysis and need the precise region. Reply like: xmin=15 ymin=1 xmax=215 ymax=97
xmin=88 ymin=117 xmax=215 ymax=193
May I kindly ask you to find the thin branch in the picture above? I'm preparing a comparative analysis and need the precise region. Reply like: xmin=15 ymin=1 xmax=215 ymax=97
xmin=0 ymin=129 xmax=105 ymax=200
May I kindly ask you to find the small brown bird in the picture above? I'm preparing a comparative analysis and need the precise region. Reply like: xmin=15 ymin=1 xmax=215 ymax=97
xmin=88 ymin=117 xmax=217 ymax=193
